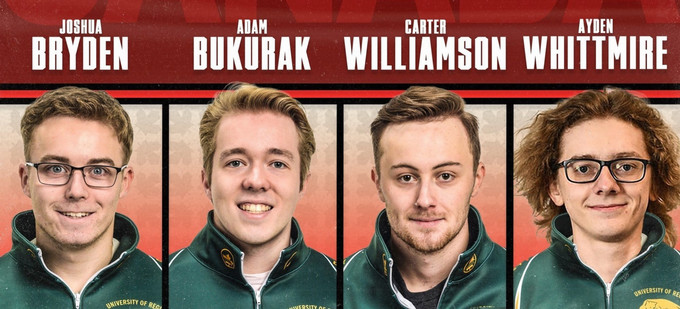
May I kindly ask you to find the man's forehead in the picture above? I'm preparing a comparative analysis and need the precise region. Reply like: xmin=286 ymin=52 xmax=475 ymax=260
xmin=30 ymin=116 xmax=124 ymax=164
xmin=558 ymin=117 xmax=648 ymax=160
xmin=214 ymin=111 xmax=300 ymax=157
xmin=378 ymin=117 xmax=472 ymax=168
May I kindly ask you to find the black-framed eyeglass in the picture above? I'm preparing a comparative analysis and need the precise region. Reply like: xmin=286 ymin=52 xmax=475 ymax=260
xmin=26 ymin=162 xmax=127 ymax=188
xmin=554 ymin=158 xmax=651 ymax=184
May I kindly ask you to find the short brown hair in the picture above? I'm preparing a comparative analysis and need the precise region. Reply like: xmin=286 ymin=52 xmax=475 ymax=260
xmin=199 ymin=83 xmax=316 ymax=189
xmin=370 ymin=86 xmax=480 ymax=174
xmin=514 ymin=88 xmax=680 ymax=246
xmin=21 ymin=86 xmax=133 ymax=164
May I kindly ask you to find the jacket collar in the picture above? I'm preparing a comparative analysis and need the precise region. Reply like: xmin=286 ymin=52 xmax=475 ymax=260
xmin=188 ymin=210 xmax=311 ymax=284
xmin=365 ymin=205 xmax=496 ymax=283
xmin=10 ymin=210 xmax=140 ymax=272
xmin=549 ymin=212 xmax=665 ymax=270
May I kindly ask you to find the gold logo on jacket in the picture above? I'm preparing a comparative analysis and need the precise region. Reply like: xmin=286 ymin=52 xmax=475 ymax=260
xmin=640 ymin=299 xmax=680 ymax=309
xmin=382 ymin=254 xmax=388 ymax=276
xmin=284 ymin=251 xmax=297 ymax=270
xmin=221 ymin=248 xmax=235 ymax=269
xmin=463 ymin=253 xmax=477 ymax=274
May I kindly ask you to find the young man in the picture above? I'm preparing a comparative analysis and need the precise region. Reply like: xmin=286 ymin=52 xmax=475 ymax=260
xmin=169 ymin=83 xmax=336 ymax=308
xmin=514 ymin=89 xmax=680 ymax=308
xmin=343 ymin=86 xmax=506 ymax=309
xmin=0 ymin=86 xmax=161 ymax=307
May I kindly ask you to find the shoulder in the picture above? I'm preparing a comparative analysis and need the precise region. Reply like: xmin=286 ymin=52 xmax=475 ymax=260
xmin=125 ymin=249 xmax=162 ymax=274
xmin=343 ymin=248 xmax=377 ymax=280
xmin=513 ymin=248 xmax=556 ymax=289
xmin=168 ymin=247 xmax=201 ymax=274
xmin=646 ymin=243 xmax=680 ymax=268
xmin=305 ymin=248 xmax=337 ymax=274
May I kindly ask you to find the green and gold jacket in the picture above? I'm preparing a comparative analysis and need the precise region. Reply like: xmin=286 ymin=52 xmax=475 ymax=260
xmin=343 ymin=206 xmax=506 ymax=309
xmin=0 ymin=210 xmax=162 ymax=309
xmin=514 ymin=212 xmax=680 ymax=309
xmin=169 ymin=211 xmax=337 ymax=309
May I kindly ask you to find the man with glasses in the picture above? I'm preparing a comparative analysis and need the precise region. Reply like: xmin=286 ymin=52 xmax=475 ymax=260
xmin=0 ymin=86 xmax=161 ymax=307
xmin=514 ymin=88 xmax=680 ymax=308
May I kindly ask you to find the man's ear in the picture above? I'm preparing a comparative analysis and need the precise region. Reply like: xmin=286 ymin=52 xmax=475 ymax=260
xmin=299 ymin=173 xmax=311 ymax=195
xmin=19 ymin=163 xmax=30 ymax=198
xmin=470 ymin=162 xmax=486 ymax=197
xmin=549 ymin=179 xmax=565 ymax=207
xmin=201 ymin=169 xmax=212 ymax=201
xmin=649 ymin=180 xmax=658 ymax=202
xmin=118 ymin=166 xmax=135 ymax=199
xmin=371 ymin=167 xmax=385 ymax=202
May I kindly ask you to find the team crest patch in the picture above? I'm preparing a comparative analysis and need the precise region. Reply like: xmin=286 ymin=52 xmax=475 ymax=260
xmin=463 ymin=253 xmax=477 ymax=274
xmin=221 ymin=248 xmax=235 ymax=269
xmin=382 ymin=253 xmax=388 ymax=276
xmin=284 ymin=251 xmax=297 ymax=270
xmin=640 ymin=299 xmax=680 ymax=309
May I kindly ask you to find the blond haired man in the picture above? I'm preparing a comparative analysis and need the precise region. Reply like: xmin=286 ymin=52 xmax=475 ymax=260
xmin=169 ymin=83 xmax=336 ymax=308
xmin=0 ymin=86 xmax=161 ymax=308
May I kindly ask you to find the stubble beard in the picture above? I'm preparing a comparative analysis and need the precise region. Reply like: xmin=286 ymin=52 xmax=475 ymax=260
xmin=387 ymin=209 xmax=462 ymax=255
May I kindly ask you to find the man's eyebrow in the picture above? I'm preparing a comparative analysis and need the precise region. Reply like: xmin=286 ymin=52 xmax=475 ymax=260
xmin=391 ymin=163 xmax=418 ymax=171
xmin=87 ymin=158 xmax=116 ymax=166
xmin=569 ymin=152 xmax=643 ymax=160
xmin=218 ymin=148 xmax=247 ymax=162
xmin=432 ymin=161 xmax=462 ymax=170
xmin=268 ymin=148 xmax=295 ymax=161
xmin=38 ymin=155 xmax=69 ymax=163
xmin=569 ymin=154 xmax=596 ymax=160
xmin=390 ymin=162 xmax=462 ymax=171
xmin=613 ymin=152 xmax=644 ymax=159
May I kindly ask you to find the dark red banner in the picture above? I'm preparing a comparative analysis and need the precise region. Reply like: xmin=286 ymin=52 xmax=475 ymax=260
xmin=2 ymin=0 xmax=679 ymax=84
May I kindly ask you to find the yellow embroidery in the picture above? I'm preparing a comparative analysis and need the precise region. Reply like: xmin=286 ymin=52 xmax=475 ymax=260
xmin=220 ymin=248 xmax=235 ymax=269
xmin=284 ymin=251 xmax=298 ymax=270
xmin=463 ymin=253 xmax=477 ymax=274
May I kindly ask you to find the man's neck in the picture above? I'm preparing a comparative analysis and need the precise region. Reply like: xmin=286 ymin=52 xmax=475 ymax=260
xmin=238 ymin=225 xmax=293 ymax=274
xmin=571 ymin=231 xmax=644 ymax=283
xmin=36 ymin=231 xmax=116 ymax=294
xmin=391 ymin=219 xmax=470 ymax=293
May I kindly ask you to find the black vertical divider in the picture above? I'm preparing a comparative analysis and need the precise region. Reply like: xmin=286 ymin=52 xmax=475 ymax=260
xmin=506 ymin=102 xmax=514 ymax=307
xmin=336 ymin=103 xmax=344 ymax=308
xmin=162 ymin=103 xmax=169 ymax=308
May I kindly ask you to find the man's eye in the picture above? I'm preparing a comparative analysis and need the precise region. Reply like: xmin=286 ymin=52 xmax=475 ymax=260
xmin=617 ymin=163 xmax=635 ymax=172
xmin=398 ymin=175 xmax=416 ymax=183
xmin=45 ymin=165 xmax=68 ymax=174
xmin=571 ymin=164 xmax=595 ymax=174
xmin=226 ymin=161 xmax=243 ymax=168
xmin=439 ymin=173 xmax=453 ymax=181
xmin=271 ymin=161 xmax=287 ymax=169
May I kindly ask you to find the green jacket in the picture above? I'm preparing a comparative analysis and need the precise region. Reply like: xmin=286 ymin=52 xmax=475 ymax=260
xmin=169 ymin=211 xmax=337 ymax=309
xmin=343 ymin=206 xmax=506 ymax=309
xmin=0 ymin=210 xmax=162 ymax=309
xmin=514 ymin=212 xmax=680 ymax=309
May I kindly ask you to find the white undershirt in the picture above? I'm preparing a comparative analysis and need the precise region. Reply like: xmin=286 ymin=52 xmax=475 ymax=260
xmin=243 ymin=239 xmax=292 ymax=293
xmin=244 ymin=270 xmax=272 ymax=293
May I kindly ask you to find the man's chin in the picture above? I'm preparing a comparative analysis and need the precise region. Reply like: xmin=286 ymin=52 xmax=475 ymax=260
xmin=395 ymin=230 xmax=454 ymax=254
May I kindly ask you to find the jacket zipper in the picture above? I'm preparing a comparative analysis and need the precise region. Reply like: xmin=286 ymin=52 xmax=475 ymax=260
xmin=36 ymin=248 xmax=128 ymax=309
xmin=573 ymin=244 xmax=654 ymax=309
xmin=386 ymin=258 xmax=418 ymax=309
xmin=435 ymin=255 xmax=461 ymax=309
xmin=243 ymin=251 xmax=282 ymax=309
